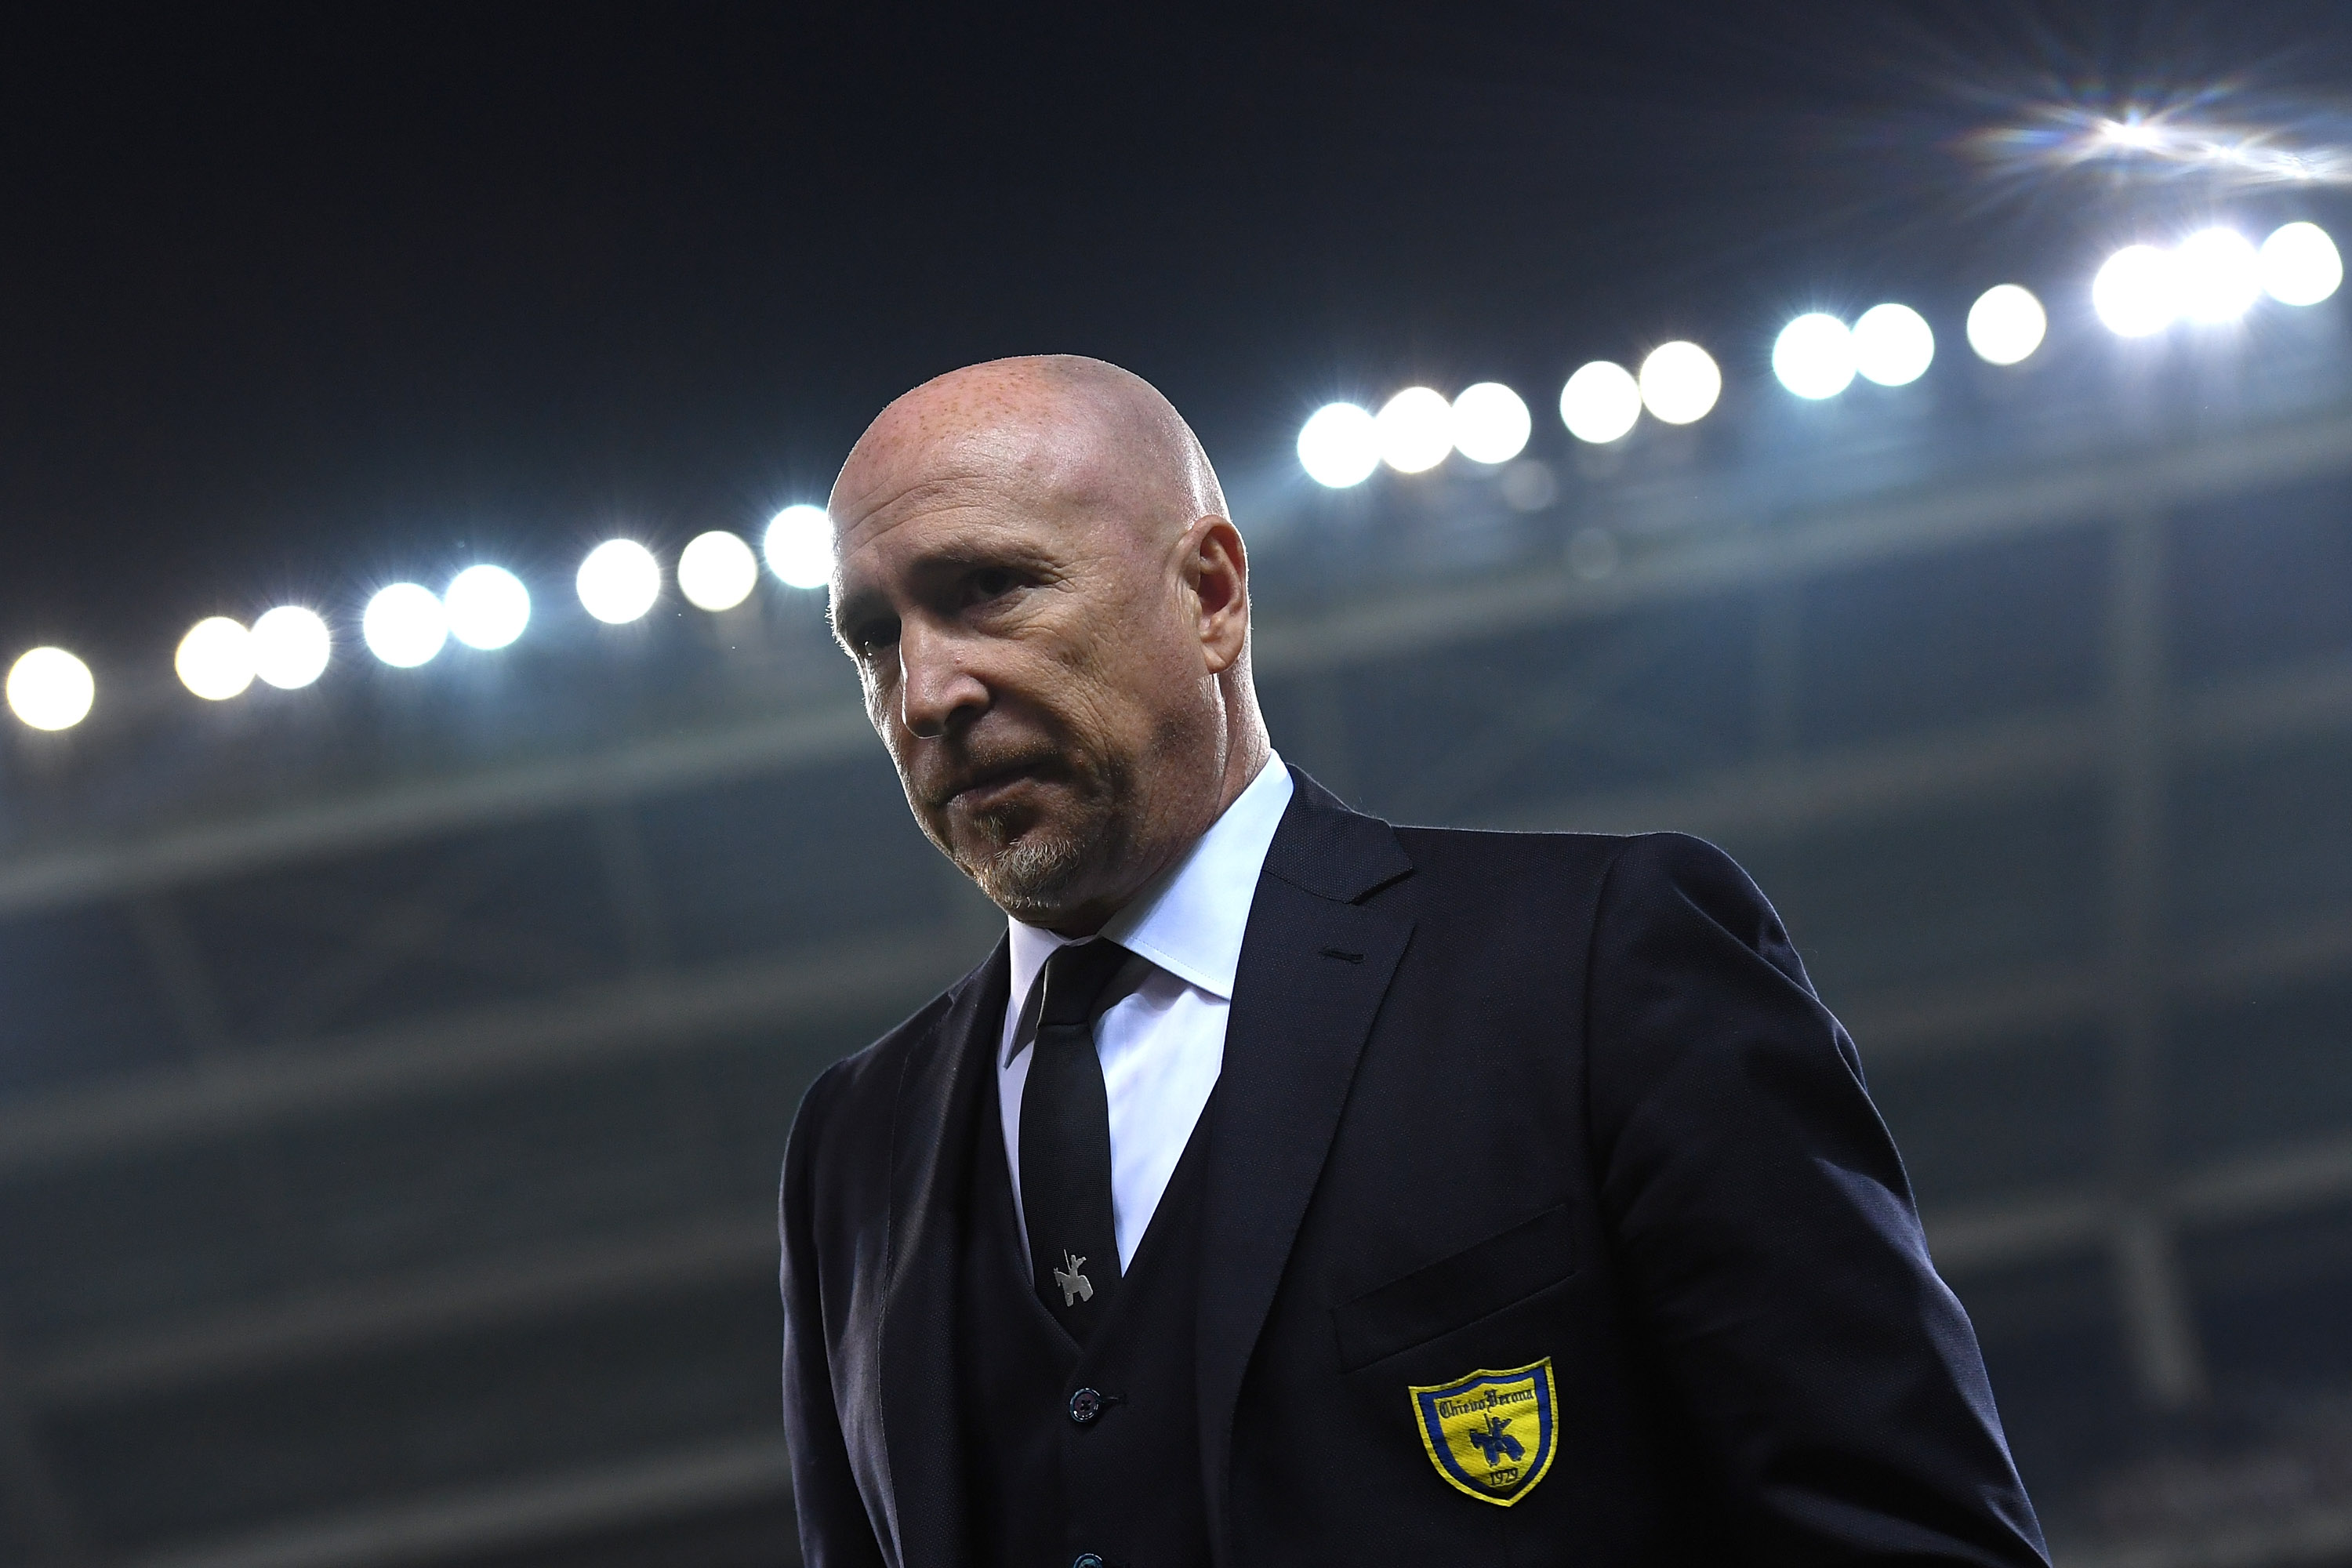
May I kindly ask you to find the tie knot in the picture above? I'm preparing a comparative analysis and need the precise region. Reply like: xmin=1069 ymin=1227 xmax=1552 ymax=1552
xmin=1036 ymin=939 xmax=1131 ymax=1030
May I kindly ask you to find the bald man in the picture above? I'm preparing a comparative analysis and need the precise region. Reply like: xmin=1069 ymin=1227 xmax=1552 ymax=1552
xmin=779 ymin=356 xmax=2047 ymax=1568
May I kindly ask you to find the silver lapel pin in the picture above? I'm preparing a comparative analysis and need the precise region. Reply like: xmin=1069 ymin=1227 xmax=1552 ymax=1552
xmin=1054 ymin=1250 xmax=1094 ymax=1306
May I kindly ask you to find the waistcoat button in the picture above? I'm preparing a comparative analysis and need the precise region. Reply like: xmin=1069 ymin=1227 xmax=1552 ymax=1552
xmin=1068 ymin=1386 xmax=1105 ymax=1424
xmin=1073 ymin=1555 xmax=1105 ymax=1568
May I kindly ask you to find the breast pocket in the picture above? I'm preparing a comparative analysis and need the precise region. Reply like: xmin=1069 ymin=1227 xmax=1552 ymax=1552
xmin=1330 ymin=1204 xmax=1577 ymax=1373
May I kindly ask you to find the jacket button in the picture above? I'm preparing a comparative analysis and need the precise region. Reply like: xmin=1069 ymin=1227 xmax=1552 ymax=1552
xmin=1073 ymin=1556 xmax=1105 ymax=1568
xmin=1068 ymin=1386 xmax=1105 ymax=1425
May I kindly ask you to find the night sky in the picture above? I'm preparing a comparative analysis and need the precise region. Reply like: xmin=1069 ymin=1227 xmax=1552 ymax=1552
xmin=7 ymin=3 xmax=2350 ymax=667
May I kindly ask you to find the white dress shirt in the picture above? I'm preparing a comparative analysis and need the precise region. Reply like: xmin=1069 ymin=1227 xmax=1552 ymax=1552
xmin=998 ymin=753 xmax=1294 ymax=1268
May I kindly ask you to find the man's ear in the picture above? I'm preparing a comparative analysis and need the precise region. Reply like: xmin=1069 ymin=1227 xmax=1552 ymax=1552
xmin=1192 ymin=516 xmax=1249 ymax=674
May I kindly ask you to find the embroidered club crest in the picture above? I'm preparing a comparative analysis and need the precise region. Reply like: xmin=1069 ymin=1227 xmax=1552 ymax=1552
xmin=1408 ymin=1359 xmax=1559 ymax=1506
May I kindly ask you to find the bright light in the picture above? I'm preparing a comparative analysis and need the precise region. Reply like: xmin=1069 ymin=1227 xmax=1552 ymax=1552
xmin=2262 ymin=221 xmax=2343 ymax=306
xmin=1772 ymin=313 xmax=1857 ymax=399
xmin=1559 ymin=361 xmax=1641 ymax=444
xmin=2093 ymin=244 xmax=2181 ymax=336
xmin=764 ymin=506 xmax=834 ymax=591
xmin=578 ymin=539 xmax=663 ymax=622
xmin=1375 ymin=387 xmax=1454 ymax=473
xmin=252 ymin=607 xmax=331 ymax=689
xmin=2175 ymin=227 xmax=2262 ymax=322
xmin=1637 ymin=341 xmax=1721 ymax=425
xmin=1297 ymin=403 xmax=1380 ymax=488
xmin=678 ymin=530 xmax=759 ymax=610
xmin=1853 ymin=303 xmax=1935 ymax=387
xmin=175 ymin=617 xmax=253 ymax=701
xmin=1966 ymin=285 xmax=2047 ymax=365
xmin=6 ymin=647 xmax=93 ymax=731
xmin=1449 ymin=383 xmax=1531 ymax=465
xmin=364 ymin=583 xmax=448 ymax=666
xmin=445 ymin=564 xmax=531 ymax=650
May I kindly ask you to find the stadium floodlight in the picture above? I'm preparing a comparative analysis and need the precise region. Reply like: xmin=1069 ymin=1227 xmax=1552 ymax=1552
xmin=2175 ymin=227 xmax=2262 ymax=322
xmin=175 ymin=617 xmax=254 ymax=700
xmin=2261 ymin=221 xmax=2343 ymax=306
xmin=1297 ymin=403 xmax=1380 ymax=487
xmin=252 ymin=606 xmax=332 ymax=689
xmin=1853 ymin=303 xmax=1935 ymax=387
xmin=1637 ymin=341 xmax=1721 ymax=425
xmin=2092 ymin=244 xmax=2180 ymax=336
xmin=578 ymin=539 xmax=664 ymax=621
xmin=1376 ymin=387 xmax=1454 ymax=473
xmin=678 ymin=530 xmax=759 ymax=610
xmin=1966 ymin=285 xmax=2047 ymax=365
xmin=6 ymin=646 xmax=94 ymax=731
xmin=445 ymin=564 xmax=531 ymax=650
xmin=1450 ymin=383 xmax=1532 ymax=465
xmin=364 ymin=583 xmax=448 ymax=666
xmin=1559 ymin=361 xmax=1641 ymax=443
xmin=764 ymin=505 xmax=834 ymax=590
xmin=1773 ymin=314 xmax=1857 ymax=399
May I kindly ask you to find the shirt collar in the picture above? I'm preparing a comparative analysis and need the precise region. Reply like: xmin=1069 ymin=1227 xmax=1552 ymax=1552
xmin=1004 ymin=751 xmax=1294 ymax=1036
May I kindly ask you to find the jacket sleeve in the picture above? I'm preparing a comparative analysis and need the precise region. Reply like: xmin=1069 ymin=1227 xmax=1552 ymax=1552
xmin=780 ymin=1061 xmax=890 ymax=1568
xmin=1584 ymin=832 xmax=2048 ymax=1566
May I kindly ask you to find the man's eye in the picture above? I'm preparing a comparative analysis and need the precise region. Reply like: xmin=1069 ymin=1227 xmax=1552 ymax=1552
xmin=849 ymin=621 xmax=899 ymax=655
xmin=966 ymin=568 xmax=1019 ymax=603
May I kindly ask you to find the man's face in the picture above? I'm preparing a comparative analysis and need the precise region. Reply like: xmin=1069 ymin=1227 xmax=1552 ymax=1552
xmin=828 ymin=449 xmax=1222 ymax=926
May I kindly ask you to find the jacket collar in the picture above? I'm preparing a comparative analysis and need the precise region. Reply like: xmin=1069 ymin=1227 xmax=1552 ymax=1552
xmin=1196 ymin=769 xmax=1415 ymax=1558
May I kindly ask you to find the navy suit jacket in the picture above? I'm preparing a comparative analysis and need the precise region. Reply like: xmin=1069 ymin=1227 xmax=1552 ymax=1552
xmin=779 ymin=769 xmax=2047 ymax=1565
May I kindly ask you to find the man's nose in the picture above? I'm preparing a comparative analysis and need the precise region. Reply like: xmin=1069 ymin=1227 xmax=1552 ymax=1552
xmin=896 ymin=621 xmax=989 ymax=740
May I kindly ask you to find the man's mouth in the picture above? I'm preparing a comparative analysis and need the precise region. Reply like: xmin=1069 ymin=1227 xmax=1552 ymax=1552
xmin=940 ymin=760 xmax=1048 ymax=811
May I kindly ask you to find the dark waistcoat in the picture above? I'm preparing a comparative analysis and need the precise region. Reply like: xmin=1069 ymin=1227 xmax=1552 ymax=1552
xmin=956 ymin=1068 xmax=1215 ymax=1568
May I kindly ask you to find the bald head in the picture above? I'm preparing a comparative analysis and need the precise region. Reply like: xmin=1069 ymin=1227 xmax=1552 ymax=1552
xmin=830 ymin=354 xmax=1225 ymax=562
xmin=826 ymin=355 xmax=1269 ymax=934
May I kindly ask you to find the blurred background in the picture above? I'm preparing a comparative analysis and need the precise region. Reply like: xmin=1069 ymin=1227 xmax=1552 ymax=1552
xmin=8 ymin=4 xmax=2352 ymax=1565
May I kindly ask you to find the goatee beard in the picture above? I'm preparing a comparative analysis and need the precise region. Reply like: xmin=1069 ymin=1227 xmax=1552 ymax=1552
xmin=945 ymin=802 xmax=1121 ymax=923
xmin=960 ymin=828 xmax=1089 ymax=920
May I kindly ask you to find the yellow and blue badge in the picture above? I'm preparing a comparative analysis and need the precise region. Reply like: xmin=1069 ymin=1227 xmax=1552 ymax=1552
xmin=1409 ymin=1359 xmax=1558 ymax=1506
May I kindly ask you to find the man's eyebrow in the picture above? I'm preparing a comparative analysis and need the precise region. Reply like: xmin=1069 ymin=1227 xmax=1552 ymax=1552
xmin=907 ymin=534 xmax=1060 ymax=575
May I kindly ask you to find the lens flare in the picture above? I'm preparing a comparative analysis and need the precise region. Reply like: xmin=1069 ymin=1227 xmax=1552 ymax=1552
xmin=176 ymin=617 xmax=255 ymax=700
xmin=1852 ymin=303 xmax=1935 ymax=387
xmin=7 ymin=647 xmax=95 ymax=730
xmin=1449 ymin=383 xmax=1531 ymax=465
xmin=1298 ymin=403 xmax=1380 ymax=488
xmin=364 ymin=583 xmax=448 ymax=666
xmin=2262 ymin=221 xmax=2343 ymax=305
xmin=2093 ymin=245 xmax=2182 ymax=337
xmin=2175 ymin=227 xmax=2262 ymax=322
xmin=445 ymin=565 xmax=531 ymax=650
xmin=764 ymin=506 xmax=834 ymax=590
xmin=1966 ymin=285 xmax=2047 ymax=365
xmin=1559 ymin=361 xmax=1642 ymax=444
xmin=252 ymin=607 xmax=332 ymax=689
xmin=578 ymin=540 xmax=663 ymax=622
xmin=678 ymin=530 xmax=759 ymax=610
xmin=1773 ymin=314 xmax=1856 ymax=399
xmin=1637 ymin=342 xmax=1721 ymax=425
xmin=1375 ymin=387 xmax=1454 ymax=473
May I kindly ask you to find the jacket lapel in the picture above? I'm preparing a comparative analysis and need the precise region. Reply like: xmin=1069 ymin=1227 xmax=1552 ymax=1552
xmin=876 ymin=936 xmax=1007 ymax=1567
xmin=1197 ymin=771 xmax=1416 ymax=1557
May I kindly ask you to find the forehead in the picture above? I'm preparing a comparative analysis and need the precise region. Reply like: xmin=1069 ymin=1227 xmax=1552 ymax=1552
xmin=837 ymin=458 xmax=1061 ymax=564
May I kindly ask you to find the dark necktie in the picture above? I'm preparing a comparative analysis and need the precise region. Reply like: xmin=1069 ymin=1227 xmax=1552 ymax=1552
xmin=1019 ymin=938 xmax=1132 ymax=1343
